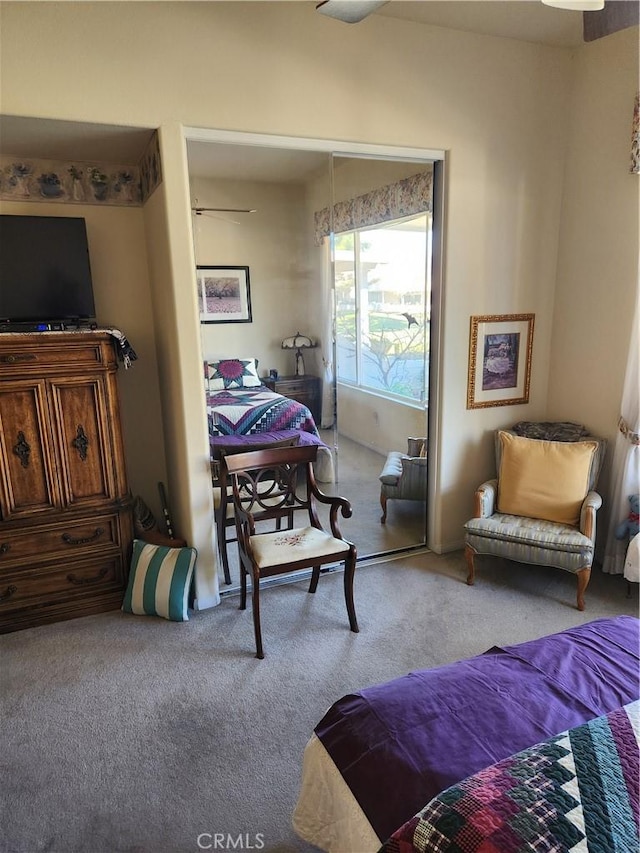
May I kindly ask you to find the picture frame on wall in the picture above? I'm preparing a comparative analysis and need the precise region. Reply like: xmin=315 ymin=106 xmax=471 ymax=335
xmin=467 ymin=313 xmax=534 ymax=409
xmin=197 ymin=265 xmax=252 ymax=324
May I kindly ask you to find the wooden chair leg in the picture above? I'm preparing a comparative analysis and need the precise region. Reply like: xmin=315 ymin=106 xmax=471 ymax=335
xmin=239 ymin=561 xmax=247 ymax=611
xmin=309 ymin=565 xmax=320 ymax=593
xmin=465 ymin=544 xmax=476 ymax=586
xmin=343 ymin=550 xmax=359 ymax=633
xmin=251 ymin=572 xmax=264 ymax=659
xmin=380 ymin=491 xmax=388 ymax=524
xmin=216 ymin=511 xmax=232 ymax=585
xmin=576 ymin=566 xmax=591 ymax=612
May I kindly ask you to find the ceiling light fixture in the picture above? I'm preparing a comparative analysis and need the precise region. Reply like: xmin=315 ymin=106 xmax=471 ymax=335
xmin=316 ymin=0 xmax=388 ymax=24
xmin=541 ymin=0 xmax=604 ymax=10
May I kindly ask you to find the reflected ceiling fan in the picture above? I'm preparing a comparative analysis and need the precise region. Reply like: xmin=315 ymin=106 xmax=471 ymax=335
xmin=191 ymin=205 xmax=256 ymax=215
xmin=191 ymin=202 xmax=257 ymax=225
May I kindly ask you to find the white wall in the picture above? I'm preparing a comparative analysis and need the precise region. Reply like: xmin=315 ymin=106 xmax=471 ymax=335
xmin=548 ymin=26 xmax=639 ymax=546
xmin=2 ymin=2 xmax=635 ymax=555
xmin=192 ymin=176 xmax=313 ymax=377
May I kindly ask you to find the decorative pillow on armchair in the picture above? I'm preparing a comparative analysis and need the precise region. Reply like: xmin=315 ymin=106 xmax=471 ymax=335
xmin=206 ymin=358 xmax=261 ymax=391
xmin=497 ymin=431 xmax=598 ymax=526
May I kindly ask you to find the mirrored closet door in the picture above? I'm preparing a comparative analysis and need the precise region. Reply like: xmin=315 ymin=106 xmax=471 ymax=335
xmin=186 ymin=137 xmax=436 ymax=589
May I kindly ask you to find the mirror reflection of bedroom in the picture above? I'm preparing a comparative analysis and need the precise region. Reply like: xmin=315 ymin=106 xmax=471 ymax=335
xmin=187 ymin=140 xmax=436 ymax=590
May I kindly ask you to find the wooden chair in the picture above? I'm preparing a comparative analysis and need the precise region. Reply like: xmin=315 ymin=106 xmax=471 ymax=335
xmin=223 ymin=445 xmax=359 ymax=659
xmin=212 ymin=437 xmax=300 ymax=584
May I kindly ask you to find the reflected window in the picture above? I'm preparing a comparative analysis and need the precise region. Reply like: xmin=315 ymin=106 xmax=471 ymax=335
xmin=335 ymin=213 xmax=431 ymax=404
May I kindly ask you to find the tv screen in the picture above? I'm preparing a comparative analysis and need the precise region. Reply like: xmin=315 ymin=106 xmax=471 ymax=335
xmin=0 ymin=214 xmax=96 ymax=325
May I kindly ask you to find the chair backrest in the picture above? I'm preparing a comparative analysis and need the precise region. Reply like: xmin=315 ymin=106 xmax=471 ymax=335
xmin=211 ymin=435 xmax=300 ymax=484
xmin=407 ymin=437 xmax=428 ymax=458
xmin=494 ymin=427 xmax=607 ymax=492
xmin=223 ymin=445 xmax=320 ymax=524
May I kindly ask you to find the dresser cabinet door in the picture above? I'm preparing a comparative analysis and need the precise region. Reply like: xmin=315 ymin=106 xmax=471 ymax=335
xmin=0 ymin=380 xmax=61 ymax=520
xmin=49 ymin=376 xmax=116 ymax=507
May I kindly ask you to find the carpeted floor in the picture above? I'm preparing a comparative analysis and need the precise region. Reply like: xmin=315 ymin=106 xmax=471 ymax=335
xmin=1 ymin=550 xmax=637 ymax=853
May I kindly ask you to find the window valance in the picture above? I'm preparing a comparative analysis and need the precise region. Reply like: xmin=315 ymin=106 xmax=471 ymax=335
xmin=313 ymin=170 xmax=433 ymax=246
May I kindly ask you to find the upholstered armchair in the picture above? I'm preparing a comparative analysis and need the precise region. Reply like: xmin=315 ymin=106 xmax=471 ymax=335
xmin=379 ymin=437 xmax=428 ymax=524
xmin=464 ymin=423 xmax=606 ymax=611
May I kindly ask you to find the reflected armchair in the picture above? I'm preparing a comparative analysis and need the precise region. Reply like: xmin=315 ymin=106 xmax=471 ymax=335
xmin=379 ymin=437 xmax=428 ymax=524
xmin=464 ymin=423 xmax=606 ymax=611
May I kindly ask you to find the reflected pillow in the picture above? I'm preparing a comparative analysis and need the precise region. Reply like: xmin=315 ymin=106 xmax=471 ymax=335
xmin=497 ymin=431 xmax=598 ymax=526
xmin=206 ymin=358 xmax=261 ymax=390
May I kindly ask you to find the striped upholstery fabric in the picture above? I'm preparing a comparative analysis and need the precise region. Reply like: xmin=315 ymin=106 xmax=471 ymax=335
xmin=465 ymin=513 xmax=595 ymax=573
xmin=122 ymin=539 xmax=197 ymax=622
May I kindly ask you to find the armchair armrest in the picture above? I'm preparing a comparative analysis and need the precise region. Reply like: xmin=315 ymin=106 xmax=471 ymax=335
xmin=379 ymin=451 xmax=404 ymax=486
xmin=474 ymin=479 xmax=497 ymax=518
xmin=580 ymin=490 xmax=602 ymax=541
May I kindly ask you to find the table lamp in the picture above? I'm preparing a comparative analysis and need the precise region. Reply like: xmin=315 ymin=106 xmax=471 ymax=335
xmin=281 ymin=332 xmax=316 ymax=376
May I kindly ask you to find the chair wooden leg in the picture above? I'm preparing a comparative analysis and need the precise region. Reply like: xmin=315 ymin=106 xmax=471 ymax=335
xmin=380 ymin=491 xmax=388 ymax=524
xmin=309 ymin=564 xmax=320 ymax=593
xmin=343 ymin=550 xmax=359 ymax=633
xmin=465 ymin=544 xmax=476 ymax=586
xmin=251 ymin=572 xmax=264 ymax=659
xmin=576 ymin=567 xmax=591 ymax=612
xmin=216 ymin=513 xmax=232 ymax=585
xmin=239 ymin=562 xmax=247 ymax=611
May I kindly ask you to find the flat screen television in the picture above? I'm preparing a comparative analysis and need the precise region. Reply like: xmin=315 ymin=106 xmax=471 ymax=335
xmin=0 ymin=214 xmax=96 ymax=327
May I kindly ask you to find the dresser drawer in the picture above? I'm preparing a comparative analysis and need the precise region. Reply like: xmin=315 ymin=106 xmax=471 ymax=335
xmin=278 ymin=379 xmax=311 ymax=395
xmin=0 ymin=552 xmax=126 ymax=618
xmin=0 ymin=512 xmax=126 ymax=568
xmin=0 ymin=335 xmax=115 ymax=377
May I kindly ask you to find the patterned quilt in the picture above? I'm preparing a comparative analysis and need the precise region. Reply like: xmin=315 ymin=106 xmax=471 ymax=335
xmin=381 ymin=700 xmax=640 ymax=853
xmin=206 ymin=388 xmax=318 ymax=437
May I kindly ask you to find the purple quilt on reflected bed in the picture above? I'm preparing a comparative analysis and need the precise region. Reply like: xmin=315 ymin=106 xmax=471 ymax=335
xmin=314 ymin=616 xmax=640 ymax=844
xmin=207 ymin=387 xmax=318 ymax=438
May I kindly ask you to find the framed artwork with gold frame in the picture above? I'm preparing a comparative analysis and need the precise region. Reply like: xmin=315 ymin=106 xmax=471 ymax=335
xmin=467 ymin=313 xmax=534 ymax=409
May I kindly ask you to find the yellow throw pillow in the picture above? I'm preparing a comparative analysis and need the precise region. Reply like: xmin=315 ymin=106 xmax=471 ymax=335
xmin=497 ymin=431 xmax=598 ymax=526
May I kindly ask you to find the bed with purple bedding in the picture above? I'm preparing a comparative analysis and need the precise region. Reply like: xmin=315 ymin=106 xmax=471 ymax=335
xmin=292 ymin=616 xmax=640 ymax=852
xmin=382 ymin=699 xmax=640 ymax=853
xmin=206 ymin=386 xmax=334 ymax=481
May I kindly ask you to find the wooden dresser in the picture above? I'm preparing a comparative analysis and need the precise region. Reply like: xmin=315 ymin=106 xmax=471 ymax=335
xmin=263 ymin=374 xmax=322 ymax=424
xmin=0 ymin=331 xmax=133 ymax=632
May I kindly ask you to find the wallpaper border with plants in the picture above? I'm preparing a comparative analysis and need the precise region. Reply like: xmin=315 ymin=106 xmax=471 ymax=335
xmin=0 ymin=129 xmax=164 ymax=207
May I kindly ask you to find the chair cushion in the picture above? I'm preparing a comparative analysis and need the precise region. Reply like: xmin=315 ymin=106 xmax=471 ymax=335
xmin=465 ymin=514 xmax=594 ymax=573
xmin=250 ymin=526 xmax=349 ymax=569
xmin=497 ymin=431 xmax=598 ymax=526
xmin=122 ymin=539 xmax=197 ymax=622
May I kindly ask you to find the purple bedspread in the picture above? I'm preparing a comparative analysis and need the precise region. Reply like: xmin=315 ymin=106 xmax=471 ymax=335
xmin=314 ymin=616 xmax=640 ymax=842
xmin=209 ymin=429 xmax=327 ymax=454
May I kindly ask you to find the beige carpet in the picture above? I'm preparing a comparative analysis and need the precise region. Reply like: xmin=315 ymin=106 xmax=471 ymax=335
xmin=1 ymin=550 xmax=637 ymax=853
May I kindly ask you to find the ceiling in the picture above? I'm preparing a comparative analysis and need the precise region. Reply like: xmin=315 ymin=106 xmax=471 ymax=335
xmin=375 ymin=1 xmax=584 ymax=48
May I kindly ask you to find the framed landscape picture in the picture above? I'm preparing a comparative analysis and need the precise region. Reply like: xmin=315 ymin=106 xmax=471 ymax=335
xmin=197 ymin=266 xmax=252 ymax=324
xmin=467 ymin=313 xmax=534 ymax=409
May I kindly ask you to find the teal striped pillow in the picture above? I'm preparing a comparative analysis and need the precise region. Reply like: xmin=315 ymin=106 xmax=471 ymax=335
xmin=122 ymin=540 xmax=197 ymax=622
